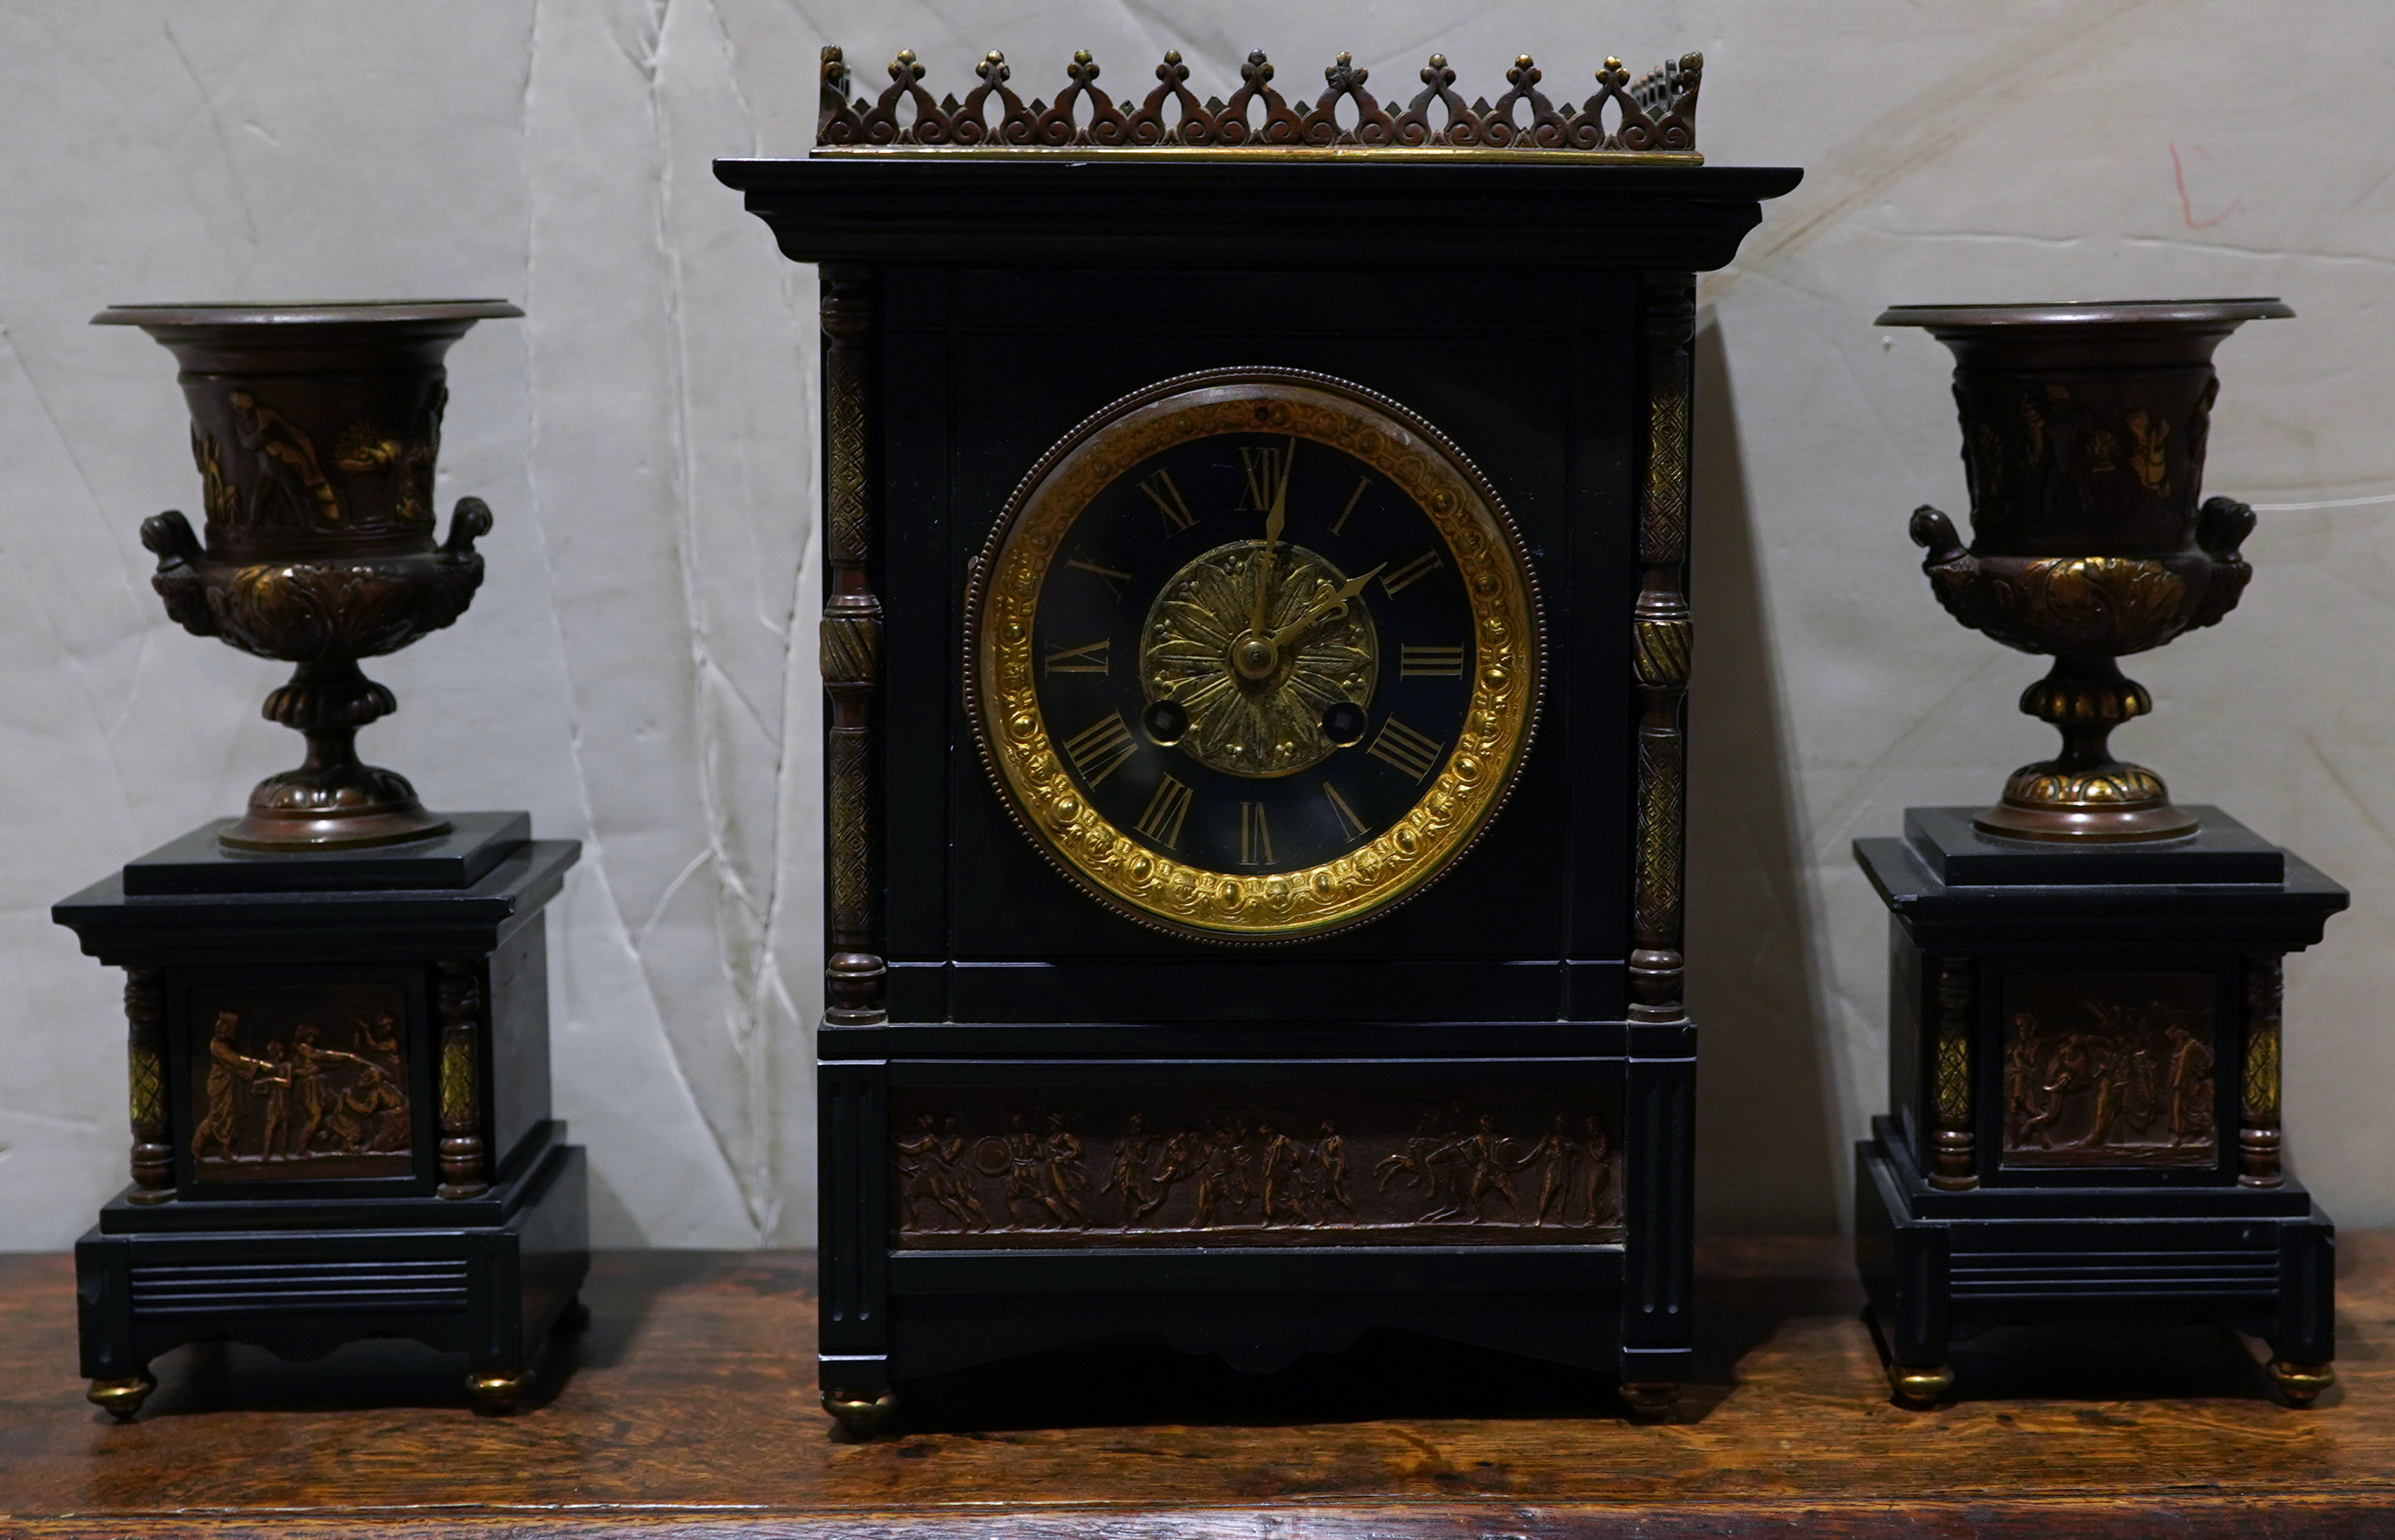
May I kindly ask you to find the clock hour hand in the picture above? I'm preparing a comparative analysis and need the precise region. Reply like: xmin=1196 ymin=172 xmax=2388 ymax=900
xmin=1267 ymin=564 xmax=1385 ymax=651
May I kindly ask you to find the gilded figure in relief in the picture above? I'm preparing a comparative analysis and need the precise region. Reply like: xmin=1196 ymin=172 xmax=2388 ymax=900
xmin=192 ymin=1011 xmax=264 ymax=1161
xmin=1314 ymin=1118 xmax=1355 ymax=1220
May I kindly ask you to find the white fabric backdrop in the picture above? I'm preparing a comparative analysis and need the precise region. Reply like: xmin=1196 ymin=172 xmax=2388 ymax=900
xmin=2 ymin=1 xmax=2391 ymax=1246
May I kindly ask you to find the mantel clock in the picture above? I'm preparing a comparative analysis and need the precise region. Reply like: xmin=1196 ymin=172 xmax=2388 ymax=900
xmin=720 ymin=42 xmax=1799 ymax=1430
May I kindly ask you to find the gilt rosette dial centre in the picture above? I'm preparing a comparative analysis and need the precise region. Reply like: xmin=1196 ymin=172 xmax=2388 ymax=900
xmin=1141 ymin=539 xmax=1378 ymax=780
xmin=967 ymin=369 xmax=1542 ymax=942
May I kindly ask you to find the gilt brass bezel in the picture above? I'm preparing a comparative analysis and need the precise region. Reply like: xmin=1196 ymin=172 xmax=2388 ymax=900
xmin=964 ymin=367 xmax=1543 ymax=944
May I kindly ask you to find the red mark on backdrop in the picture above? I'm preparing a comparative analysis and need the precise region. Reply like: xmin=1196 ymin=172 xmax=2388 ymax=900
xmin=2170 ymin=143 xmax=2241 ymax=229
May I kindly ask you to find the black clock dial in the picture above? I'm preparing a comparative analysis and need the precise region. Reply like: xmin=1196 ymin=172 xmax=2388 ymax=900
xmin=1031 ymin=432 xmax=1476 ymax=875
xmin=969 ymin=369 xmax=1541 ymax=943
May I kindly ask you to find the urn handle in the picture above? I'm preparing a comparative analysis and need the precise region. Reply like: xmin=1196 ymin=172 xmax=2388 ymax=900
xmin=1908 ymin=504 xmax=1995 ymax=639
xmin=139 ymin=509 xmax=219 ymax=639
xmin=440 ymin=495 xmax=493 ymax=561
xmin=2189 ymin=495 xmax=2257 ymax=632
xmin=2197 ymin=495 xmax=2256 ymax=563
xmin=140 ymin=508 xmax=202 ymax=568
xmin=1909 ymin=504 xmax=1968 ymax=566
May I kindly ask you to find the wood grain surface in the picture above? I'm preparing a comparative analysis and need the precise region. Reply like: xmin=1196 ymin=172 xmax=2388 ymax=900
xmin=2 ymin=1236 xmax=2390 ymax=1537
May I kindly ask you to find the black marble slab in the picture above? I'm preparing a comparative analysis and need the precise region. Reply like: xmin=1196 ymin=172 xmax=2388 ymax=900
xmin=1902 ymin=805 xmax=2284 ymax=886
xmin=121 ymin=811 xmax=531 ymax=895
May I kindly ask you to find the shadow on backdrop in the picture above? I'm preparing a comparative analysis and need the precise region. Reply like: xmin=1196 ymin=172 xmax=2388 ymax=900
xmin=1686 ymin=312 xmax=1841 ymax=1235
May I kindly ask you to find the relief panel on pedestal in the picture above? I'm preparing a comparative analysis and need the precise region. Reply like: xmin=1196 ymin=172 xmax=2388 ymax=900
xmin=186 ymin=981 xmax=414 ymax=1183
xmin=2000 ymin=971 xmax=2217 ymax=1170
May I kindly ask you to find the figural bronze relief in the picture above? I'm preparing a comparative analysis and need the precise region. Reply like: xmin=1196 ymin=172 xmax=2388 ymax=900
xmin=95 ymin=301 xmax=520 ymax=849
xmin=186 ymin=981 xmax=413 ymax=1181
xmin=816 ymin=44 xmax=1701 ymax=160
xmin=1882 ymin=299 xmax=2288 ymax=840
xmin=1999 ymin=972 xmax=2217 ymax=1170
xmin=891 ymin=1088 xmax=1622 ymax=1249
xmin=965 ymin=369 xmax=1543 ymax=942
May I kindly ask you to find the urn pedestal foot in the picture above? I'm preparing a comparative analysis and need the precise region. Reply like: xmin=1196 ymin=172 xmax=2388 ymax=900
xmin=223 ymin=723 xmax=450 ymax=850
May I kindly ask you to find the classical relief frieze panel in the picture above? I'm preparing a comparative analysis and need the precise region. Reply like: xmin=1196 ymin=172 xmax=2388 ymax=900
xmin=891 ymin=1087 xmax=1623 ymax=1249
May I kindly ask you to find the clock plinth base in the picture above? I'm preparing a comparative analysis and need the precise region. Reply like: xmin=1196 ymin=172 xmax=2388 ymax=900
xmin=821 ymin=1025 xmax=1693 ymax=1427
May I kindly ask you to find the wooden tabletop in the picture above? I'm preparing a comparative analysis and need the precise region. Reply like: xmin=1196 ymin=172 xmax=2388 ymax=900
xmin=2 ymin=1235 xmax=2391 ymax=1537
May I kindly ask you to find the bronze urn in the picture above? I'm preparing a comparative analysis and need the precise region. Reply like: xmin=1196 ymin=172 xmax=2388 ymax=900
xmin=97 ymin=301 xmax=521 ymax=849
xmin=1882 ymin=298 xmax=2289 ymax=840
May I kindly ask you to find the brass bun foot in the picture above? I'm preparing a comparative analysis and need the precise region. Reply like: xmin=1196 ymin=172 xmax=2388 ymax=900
xmin=1617 ymin=1380 xmax=1681 ymax=1420
xmin=823 ymin=1386 xmax=898 ymax=1436
xmin=87 ymin=1372 xmax=157 ymax=1421
xmin=465 ymin=1369 xmax=535 ymax=1415
xmin=1888 ymin=1361 xmax=1954 ymax=1409
xmin=2267 ymin=1358 xmax=2335 ymax=1407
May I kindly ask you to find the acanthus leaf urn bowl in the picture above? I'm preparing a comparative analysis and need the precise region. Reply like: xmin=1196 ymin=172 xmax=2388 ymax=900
xmin=95 ymin=300 xmax=521 ymax=850
xmin=1880 ymin=298 xmax=2290 ymax=841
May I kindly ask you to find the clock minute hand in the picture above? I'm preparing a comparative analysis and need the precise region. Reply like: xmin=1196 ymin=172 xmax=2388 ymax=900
xmin=1267 ymin=564 xmax=1385 ymax=650
xmin=1250 ymin=443 xmax=1290 ymax=641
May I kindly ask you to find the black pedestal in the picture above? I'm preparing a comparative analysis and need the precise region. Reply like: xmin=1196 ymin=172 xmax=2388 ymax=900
xmin=53 ymin=815 xmax=586 ymax=1417
xmin=1852 ymin=807 xmax=2346 ymax=1408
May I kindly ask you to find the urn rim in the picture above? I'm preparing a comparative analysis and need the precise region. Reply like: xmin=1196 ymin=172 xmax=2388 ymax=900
xmin=91 ymin=299 xmax=523 ymax=329
xmin=1875 ymin=297 xmax=2292 ymax=330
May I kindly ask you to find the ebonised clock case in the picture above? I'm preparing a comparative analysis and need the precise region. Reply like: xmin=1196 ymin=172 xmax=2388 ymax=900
xmin=719 ymin=154 xmax=1801 ymax=1425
